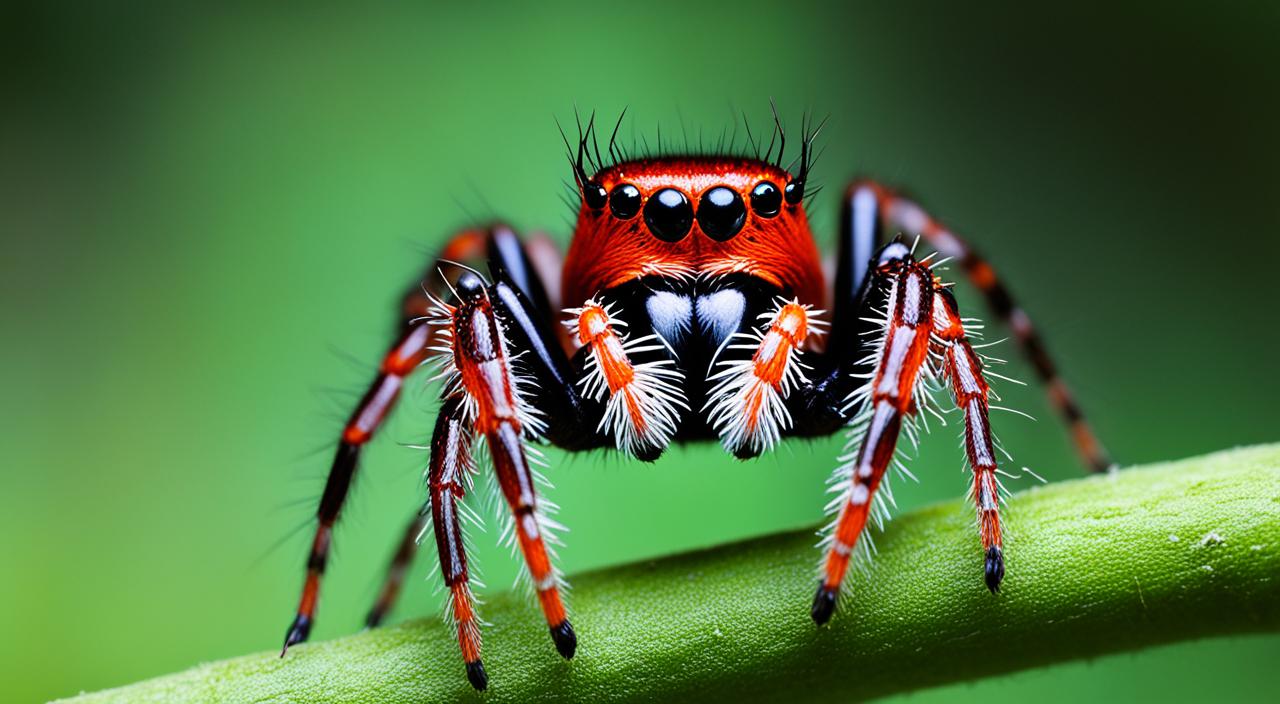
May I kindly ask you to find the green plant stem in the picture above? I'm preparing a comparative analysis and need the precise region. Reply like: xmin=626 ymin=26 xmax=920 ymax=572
xmin=61 ymin=444 xmax=1280 ymax=703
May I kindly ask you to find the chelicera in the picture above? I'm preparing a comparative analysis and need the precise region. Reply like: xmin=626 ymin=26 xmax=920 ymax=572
xmin=279 ymin=111 xmax=1109 ymax=691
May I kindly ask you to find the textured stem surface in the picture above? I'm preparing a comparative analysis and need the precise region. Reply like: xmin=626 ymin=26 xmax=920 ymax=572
xmin=61 ymin=444 xmax=1280 ymax=703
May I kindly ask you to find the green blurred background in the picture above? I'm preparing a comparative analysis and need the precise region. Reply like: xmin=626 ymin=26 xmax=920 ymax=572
xmin=3 ymin=2 xmax=1278 ymax=702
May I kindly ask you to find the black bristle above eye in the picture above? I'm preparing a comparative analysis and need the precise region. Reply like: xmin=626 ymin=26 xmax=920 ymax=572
xmin=783 ymin=111 xmax=829 ymax=206
xmin=558 ymin=109 xmax=611 ymax=211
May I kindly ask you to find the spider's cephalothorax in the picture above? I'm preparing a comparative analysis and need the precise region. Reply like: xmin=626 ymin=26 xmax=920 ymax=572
xmin=279 ymin=114 xmax=1110 ymax=691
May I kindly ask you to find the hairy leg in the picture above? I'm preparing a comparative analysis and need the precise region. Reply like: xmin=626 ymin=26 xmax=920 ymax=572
xmin=847 ymin=180 xmax=1110 ymax=472
xmin=280 ymin=320 xmax=433 ymax=654
xmin=932 ymin=288 xmax=1006 ymax=591
xmin=442 ymin=273 xmax=576 ymax=680
xmin=813 ymin=243 xmax=937 ymax=624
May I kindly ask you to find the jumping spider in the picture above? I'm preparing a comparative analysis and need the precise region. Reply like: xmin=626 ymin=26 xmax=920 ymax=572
xmin=279 ymin=112 xmax=1108 ymax=691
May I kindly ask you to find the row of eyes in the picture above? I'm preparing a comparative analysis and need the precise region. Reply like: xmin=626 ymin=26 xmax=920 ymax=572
xmin=588 ymin=181 xmax=786 ymax=242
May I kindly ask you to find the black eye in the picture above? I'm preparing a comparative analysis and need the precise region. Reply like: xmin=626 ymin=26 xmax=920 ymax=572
xmin=750 ymin=181 xmax=782 ymax=218
xmin=609 ymin=184 xmax=642 ymax=219
xmin=643 ymin=188 xmax=693 ymax=242
xmin=697 ymin=186 xmax=746 ymax=241
xmin=784 ymin=180 xmax=804 ymax=205
xmin=583 ymin=181 xmax=608 ymax=211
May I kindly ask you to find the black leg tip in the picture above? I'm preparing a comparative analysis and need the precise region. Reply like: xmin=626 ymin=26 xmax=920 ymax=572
xmin=550 ymin=620 xmax=577 ymax=659
xmin=985 ymin=546 xmax=1005 ymax=593
xmin=811 ymin=584 xmax=838 ymax=626
xmin=280 ymin=615 xmax=312 ymax=657
xmin=363 ymin=608 xmax=385 ymax=630
xmin=466 ymin=660 xmax=488 ymax=691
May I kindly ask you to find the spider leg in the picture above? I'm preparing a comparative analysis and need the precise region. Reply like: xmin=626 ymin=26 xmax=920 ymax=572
xmin=363 ymin=510 xmax=428 ymax=629
xmin=446 ymin=271 xmax=576 ymax=672
xmin=423 ymin=396 xmax=487 ymax=689
xmin=362 ymin=226 xmax=598 ymax=632
xmin=280 ymin=319 xmax=433 ymax=655
xmin=933 ymin=287 xmax=1006 ymax=592
xmin=786 ymin=182 xmax=889 ymax=436
xmin=849 ymin=180 xmax=1110 ymax=472
xmin=813 ymin=242 xmax=937 ymax=625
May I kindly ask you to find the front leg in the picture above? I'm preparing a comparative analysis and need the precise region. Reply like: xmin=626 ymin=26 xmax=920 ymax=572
xmin=434 ymin=272 xmax=577 ymax=689
xmin=812 ymin=243 xmax=938 ymax=624
xmin=812 ymin=242 xmax=1009 ymax=624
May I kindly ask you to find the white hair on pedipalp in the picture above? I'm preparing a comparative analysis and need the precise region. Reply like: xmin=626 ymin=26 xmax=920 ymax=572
xmin=565 ymin=299 xmax=688 ymax=457
xmin=702 ymin=298 xmax=823 ymax=456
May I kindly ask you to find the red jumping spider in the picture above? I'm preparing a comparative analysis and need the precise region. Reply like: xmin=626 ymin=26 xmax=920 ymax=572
xmin=279 ymin=111 xmax=1109 ymax=691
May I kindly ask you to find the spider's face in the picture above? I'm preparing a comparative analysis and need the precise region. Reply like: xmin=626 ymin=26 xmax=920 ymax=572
xmin=562 ymin=158 xmax=825 ymax=306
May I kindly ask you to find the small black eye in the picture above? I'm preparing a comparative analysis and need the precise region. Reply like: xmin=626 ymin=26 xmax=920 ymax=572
xmin=784 ymin=179 xmax=804 ymax=205
xmin=697 ymin=186 xmax=746 ymax=241
xmin=583 ymin=181 xmax=608 ymax=211
xmin=643 ymin=188 xmax=693 ymax=242
xmin=609 ymin=184 xmax=641 ymax=219
xmin=750 ymin=181 xmax=782 ymax=218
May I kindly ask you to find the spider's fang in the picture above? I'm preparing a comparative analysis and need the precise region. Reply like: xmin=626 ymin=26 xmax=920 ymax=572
xmin=811 ymin=584 xmax=838 ymax=626
xmin=985 ymin=546 xmax=1005 ymax=593
xmin=465 ymin=659 xmax=488 ymax=691
xmin=550 ymin=619 xmax=578 ymax=659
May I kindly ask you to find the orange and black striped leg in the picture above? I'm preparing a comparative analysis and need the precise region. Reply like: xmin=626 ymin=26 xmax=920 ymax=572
xmin=280 ymin=321 xmax=433 ymax=655
xmin=933 ymin=288 xmax=1006 ymax=591
xmin=848 ymin=180 xmax=1111 ymax=472
xmin=424 ymin=396 xmax=487 ymax=689
xmin=363 ymin=510 xmax=428 ymax=630
xmin=446 ymin=273 xmax=575 ymax=670
xmin=814 ymin=243 xmax=936 ymax=625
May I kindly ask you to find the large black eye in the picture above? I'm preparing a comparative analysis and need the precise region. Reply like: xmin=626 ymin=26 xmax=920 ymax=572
xmin=749 ymin=181 xmax=782 ymax=218
xmin=697 ymin=186 xmax=746 ymax=241
xmin=643 ymin=188 xmax=693 ymax=242
xmin=609 ymin=184 xmax=641 ymax=219
xmin=583 ymin=181 xmax=608 ymax=211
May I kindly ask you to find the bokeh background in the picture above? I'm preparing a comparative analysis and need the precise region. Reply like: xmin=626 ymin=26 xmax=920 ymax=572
xmin=3 ymin=2 xmax=1278 ymax=702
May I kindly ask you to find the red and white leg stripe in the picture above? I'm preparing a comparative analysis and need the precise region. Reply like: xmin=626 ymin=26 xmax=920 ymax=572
xmin=814 ymin=260 xmax=936 ymax=624
xmin=427 ymin=280 xmax=575 ymax=688
xmin=932 ymin=288 xmax=1006 ymax=591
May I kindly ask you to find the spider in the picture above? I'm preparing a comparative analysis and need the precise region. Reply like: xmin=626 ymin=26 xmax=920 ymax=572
xmin=279 ymin=112 xmax=1109 ymax=691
